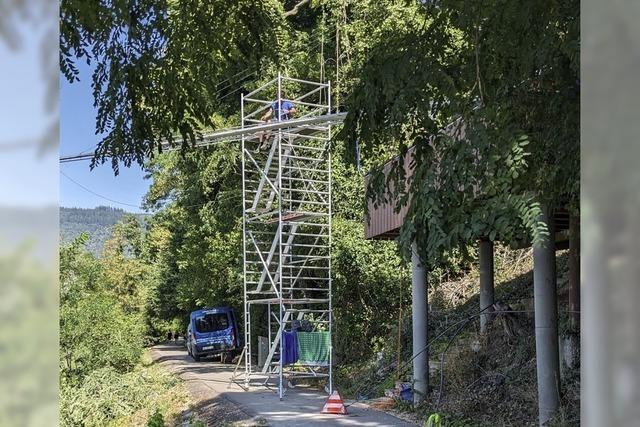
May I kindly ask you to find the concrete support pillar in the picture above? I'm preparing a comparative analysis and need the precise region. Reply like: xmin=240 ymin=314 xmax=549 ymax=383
xmin=582 ymin=211 xmax=609 ymax=427
xmin=411 ymin=240 xmax=428 ymax=404
xmin=533 ymin=210 xmax=560 ymax=425
xmin=479 ymin=239 xmax=495 ymax=334
xmin=568 ymin=215 xmax=580 ymax=332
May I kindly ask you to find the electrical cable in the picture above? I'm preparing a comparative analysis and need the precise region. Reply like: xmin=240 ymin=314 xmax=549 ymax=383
xmin=62 ymin=167 xmax=243 ymax=212
xmin=215 ymin=67 xmax=258 ymax=92
xmin=60 ymin=170 xmax=142 ymax=209
xmin=342 ymin=279 xmax=557 ymax=408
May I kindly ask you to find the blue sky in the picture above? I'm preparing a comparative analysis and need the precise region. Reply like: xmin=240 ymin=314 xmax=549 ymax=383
xmin=60 ymin=62 xmax=150 ymax=213
xmin=0 ymin=17 xmax=150 ymax=213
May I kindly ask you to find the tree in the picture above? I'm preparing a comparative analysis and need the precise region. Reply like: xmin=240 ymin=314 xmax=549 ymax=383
xmin=142 ymin=147 xmax=244 ymax=330
xmin=60 ymin=0 xmax=286 ymax=172
xmin=100 ymin=215 xmax=149 ymax=312
xmin=340 ymin=0 xmax=579 ymax=263
xmin=60 ymin=234 xmax=145 ymax=385
xmin=332 ymin=218 xmax=409 ymax=362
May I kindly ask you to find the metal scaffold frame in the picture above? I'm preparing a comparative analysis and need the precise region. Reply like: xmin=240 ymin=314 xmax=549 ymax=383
xmin=233 ymin=74 xmax=335 ymax=399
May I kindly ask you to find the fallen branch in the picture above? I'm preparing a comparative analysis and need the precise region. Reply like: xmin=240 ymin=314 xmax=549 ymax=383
xmin=284 ymin=0 xmax=310 ymax=17
xmin=492 ymin=301 xmax=521 ymax=341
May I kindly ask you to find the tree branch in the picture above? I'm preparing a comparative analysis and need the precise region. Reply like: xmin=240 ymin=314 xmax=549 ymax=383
xmin=284 ymin=0 xmax=310 ymax=17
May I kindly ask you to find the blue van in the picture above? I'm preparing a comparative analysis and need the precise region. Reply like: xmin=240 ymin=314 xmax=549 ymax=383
xmin=186 ymin=307 xmax=241 ymax=362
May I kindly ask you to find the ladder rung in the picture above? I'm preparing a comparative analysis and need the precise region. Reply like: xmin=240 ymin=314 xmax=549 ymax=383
xmin=285 ymin=166 xmax=329 ymax=174
xmin=284 ymin=176 xmax=329 ymax=185
xmin=283 ymin=199 xmax=329 ymax=206
xmin=281 ymin=143 xmax=326 ymax=152
xmin=283 ymin=154 xmax=327 ymax=162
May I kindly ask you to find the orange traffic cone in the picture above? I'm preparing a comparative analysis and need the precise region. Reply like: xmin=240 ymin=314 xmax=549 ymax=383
xmin=321 ymin=390 xmax=348 ymax=415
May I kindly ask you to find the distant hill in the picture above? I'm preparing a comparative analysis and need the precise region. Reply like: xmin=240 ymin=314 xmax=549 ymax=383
xmin=60 ymin=206 xmax=147 ymax=256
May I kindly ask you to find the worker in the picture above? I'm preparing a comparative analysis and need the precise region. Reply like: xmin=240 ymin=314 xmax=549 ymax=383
xmin=256 ymin=91 xmax=296 ymax=151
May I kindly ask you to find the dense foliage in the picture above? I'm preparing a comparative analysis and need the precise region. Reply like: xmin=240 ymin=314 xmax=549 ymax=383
xmin=61 ymin=0 xmax=285 ymax=171
xmin=60 ymin=226 xmax=191 ymax=426
xmin=340 ymin=0 xmax=579 ymax=262
xmin=142 ymin=146 xmax=245 ymax=333
xmin=60 ymin=229 xmax=147 ymax=386
xmin=60 ymin=362 xmax=186 ymax=427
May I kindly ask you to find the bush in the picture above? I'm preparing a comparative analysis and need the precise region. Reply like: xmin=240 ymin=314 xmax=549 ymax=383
xmin=332 ymin=218 xmax=410 ymax=364
xmin=60 ymin=292 xmax=146 ymax=383
xmin=60 ymin=364 xmax=181 ymax=427
xmin=146 ymin=409 xmax=164 ymax=427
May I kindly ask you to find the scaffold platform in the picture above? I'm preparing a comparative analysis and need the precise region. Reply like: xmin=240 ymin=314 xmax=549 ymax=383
xmin=231 ymin=75 xmax=340 ymax=399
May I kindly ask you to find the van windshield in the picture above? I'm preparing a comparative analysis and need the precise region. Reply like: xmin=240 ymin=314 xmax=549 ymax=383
xmin=194 ymin=313 xmax=229 ymax=333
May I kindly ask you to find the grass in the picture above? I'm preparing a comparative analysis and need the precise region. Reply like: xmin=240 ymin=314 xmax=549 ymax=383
xmin=58 ymin=351 xmax=192 ymax=427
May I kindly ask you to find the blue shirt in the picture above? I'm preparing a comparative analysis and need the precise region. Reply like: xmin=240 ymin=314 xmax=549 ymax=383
xmin=271 ymin=99 xmax=294 ymax=120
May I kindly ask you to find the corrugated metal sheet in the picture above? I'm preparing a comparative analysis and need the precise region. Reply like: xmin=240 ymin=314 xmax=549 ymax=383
xmin=364 ymin=119 xmax=466 ymax=240
xmin=363 ymin=115 xmax=570 ymax=240
xmin=364 ymin=146 xmax=416 ymax=240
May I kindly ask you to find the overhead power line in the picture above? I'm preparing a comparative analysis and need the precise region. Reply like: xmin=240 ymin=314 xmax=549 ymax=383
xmin=60 ymin=153 xmax=96 ymax=163
xmin=60 ymin=170 xmax=142 ymax=209
xmin=61 ymin=168 xmax=242 ymax=211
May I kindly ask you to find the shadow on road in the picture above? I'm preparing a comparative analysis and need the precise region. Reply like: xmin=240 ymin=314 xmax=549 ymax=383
xmin=150 ymin=344 xmax=418 ymax=426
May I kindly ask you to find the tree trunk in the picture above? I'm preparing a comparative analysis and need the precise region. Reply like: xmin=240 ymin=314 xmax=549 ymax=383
xmin=568 ymin=215 xmax=580 ymax=332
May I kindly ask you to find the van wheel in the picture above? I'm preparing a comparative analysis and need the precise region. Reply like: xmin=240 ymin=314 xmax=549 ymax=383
xmin=192 ymin=353 xmax=201 ymax=362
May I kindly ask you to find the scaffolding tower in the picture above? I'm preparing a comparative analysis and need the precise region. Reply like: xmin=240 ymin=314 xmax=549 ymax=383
xmin=235 ymin=75 xmax=335 ymax=399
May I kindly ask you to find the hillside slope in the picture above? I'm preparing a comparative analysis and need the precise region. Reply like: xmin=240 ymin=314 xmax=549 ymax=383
xmin=60 ymin=206 xmax=146 ymax=255
xmin=336 ymin=247 xmax=580 ymax=426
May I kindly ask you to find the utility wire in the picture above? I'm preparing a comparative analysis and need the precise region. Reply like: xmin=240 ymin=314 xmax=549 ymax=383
xmin=217 ymin=35 xmax=334 ymax=104
xmin=60 ymin=36 xmax=335 ymax=164
xmin=60 ymin=170 xmax=142 ymax=209
xmin=60 ymin=138 xmax=240 ymax=164
xmin=216 ymin=67 xmax=258 ymax=91
xmin=216 ymin=69 xmax=258 ymax=98
xmin=62 ymin=168 xmax=242 ymax=212
xmin=60 ymin=153 xmax=96 ymax=163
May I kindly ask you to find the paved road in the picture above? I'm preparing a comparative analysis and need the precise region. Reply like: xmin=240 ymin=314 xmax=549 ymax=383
xmin=150 ymin=343 xmax=417 ymax=427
